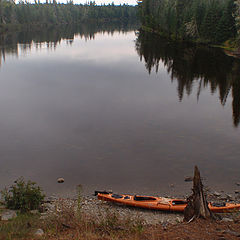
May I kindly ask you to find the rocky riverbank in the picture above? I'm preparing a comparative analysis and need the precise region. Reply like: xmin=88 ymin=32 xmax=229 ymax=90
xmin=2 ymin=192 xmax=240 ymax=240
xmin=2 ymin=189 xmax=239 ymax=225
xmin=39 ymin=191 xmax=240 ymax=226
xmin=41 ymin=195 xmax=183 ymax=225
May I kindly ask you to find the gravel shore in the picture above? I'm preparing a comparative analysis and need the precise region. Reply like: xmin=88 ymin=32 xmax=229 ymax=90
xmin=82 ymin=196 xmax=183 ymax=225
xmin=42 ymin=189 xmax=240 ymax=226
xmin=43 ymin=195 xmax=183 ymax=225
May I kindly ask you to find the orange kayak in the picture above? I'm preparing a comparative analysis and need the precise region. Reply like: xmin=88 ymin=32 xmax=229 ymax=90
xmin=95 ymin=191 xmax=240 ymax=213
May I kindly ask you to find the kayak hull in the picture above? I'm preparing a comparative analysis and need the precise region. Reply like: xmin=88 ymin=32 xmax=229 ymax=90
xmin=97 ymin=192 xmax=240 ymax=213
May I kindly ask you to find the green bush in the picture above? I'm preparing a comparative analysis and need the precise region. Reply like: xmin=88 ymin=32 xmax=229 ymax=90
xmin=1 ymin=177 xmax=45 ymax=212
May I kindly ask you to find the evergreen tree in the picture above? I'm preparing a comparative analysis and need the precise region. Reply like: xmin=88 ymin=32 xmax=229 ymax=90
xmin=200 ymin=2 xmax=222 ymax=42
xmin=138 ymin=0 xmax=237 ymax=44
xmin=215 ymin=0 xmax=236 ymax=43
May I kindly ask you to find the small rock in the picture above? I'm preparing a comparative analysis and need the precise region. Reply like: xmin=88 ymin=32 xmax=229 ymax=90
xmin=217 ymin=237 xmax=227 ymax=240
xmin=40 ymin=213 xmax=48 ymax=220
xmin=34 ymin=228 xmax=44 ymax=236
xmin=204 ymin=187 xmax=210 ymax=192
xmin=0 ymin=205 xmax=6 ymax=210
xmin=221 ymin=217 xmax=234 ymax=222
xmin=30 ymin=210 xmax=39 ymax=214
xmin=208 ymin=193 xmax=213 ymax=198
xmin=225 ymin=194 xmax=233 ymax=200
xmin=175 ymin=217 xmax=182 ymax=223
xmin=223 ymin=229 xmax=240 ymax=237
xmin=170 ymin=184 xmax=174 ymax=188
xmin=213 ymin=191 xmax=221 ymax=197
xmin=162 ymin=222 xmax=168 ymax=230
xmin=235 ymin=190 xmax=240 ymax=194
xmin=184 ymin=176 xmax=193 ymax=182
xmin=57 ymin=178 xmax=64 ymax=183
xmin=42 ymin=202 xmax=55 ymax=212
xmin=1 ymin=210 xmax=17 ymax=221
xmin=236 ymin=182 xmax=240 ymax=186
xmin=44 ymin=196 xmax=57 ymax=202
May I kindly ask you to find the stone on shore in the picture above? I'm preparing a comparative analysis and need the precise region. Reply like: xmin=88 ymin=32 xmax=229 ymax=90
xmin=42 ymin=202 xmax=55 ymax=212
xmin=221 ymin=217 xmax=234 ymax=222
xmin=30 ymin=210 xmax=39 ymax=214
xmin=225 ymin=194 xmax=233 ymax=200
xmin=57 ymin=178 xmax=64 ymax=183
xmin=34 ymin=228 xmax=44 ymax=236
xmin=1 ymin=210 xmax=17 ymax=221
xmin=184 ymin=176 xmax=193 ymax=182
xmin=213 ymin=191 xmax=221 ymax=197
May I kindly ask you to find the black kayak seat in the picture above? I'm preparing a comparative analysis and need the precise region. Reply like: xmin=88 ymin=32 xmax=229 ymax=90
xmin=111 ymin=194 xmax=123 ymax=199
xmin=134 ymin=195 xmax=157 ymax=201
xmin=211 ymin=202 xmax=226 ymax=207
xmin=172 ymin=200 xmax=188 ymax=205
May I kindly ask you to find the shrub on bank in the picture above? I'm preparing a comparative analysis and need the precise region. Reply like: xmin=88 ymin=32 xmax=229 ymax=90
xmin=1 ymin=177 xmax=45 ymax=212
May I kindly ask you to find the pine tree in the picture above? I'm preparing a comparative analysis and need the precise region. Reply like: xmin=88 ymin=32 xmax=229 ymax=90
xmin=215 ymin=0 xmax=236 ymax=43
xmin=200 ymin=2 xmax=222 ymax=42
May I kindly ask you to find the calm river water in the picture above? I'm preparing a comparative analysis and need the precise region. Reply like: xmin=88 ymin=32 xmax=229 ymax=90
xmin=0 ymin=25 xmax=239 ymax=198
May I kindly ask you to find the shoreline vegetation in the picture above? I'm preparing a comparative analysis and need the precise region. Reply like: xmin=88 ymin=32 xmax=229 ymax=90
xmin=2 ymin=196 xmax=240 ymax=240
xmin=140 ymin=24 xmax=240 ymax=56
xmin=137 ymin=0 xmax=240 ymax=55
xmin=140 ymin=25 xmax=237 ymax=51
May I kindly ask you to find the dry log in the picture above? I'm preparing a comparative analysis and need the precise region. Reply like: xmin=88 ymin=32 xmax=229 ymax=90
xmin=184 ymin=166 xmax=214 ymax=222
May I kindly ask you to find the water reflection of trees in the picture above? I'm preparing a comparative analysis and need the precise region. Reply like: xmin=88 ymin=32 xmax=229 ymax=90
xmin=135 ymin=30 xmax=240 ymax=127
xmin=0 ymin=22 xmax=138 ymax=67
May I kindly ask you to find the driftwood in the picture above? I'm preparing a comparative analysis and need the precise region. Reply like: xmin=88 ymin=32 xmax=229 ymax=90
xmin=184 ymin=166 xmax=214 ymax=222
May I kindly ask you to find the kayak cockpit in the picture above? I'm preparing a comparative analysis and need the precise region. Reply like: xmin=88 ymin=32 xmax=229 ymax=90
xmin=111 ymin=194 xmax=123 ymax=199
xmin=110 ymin=194 xmax=157 ymax=201
xmin=133 ymin=196 xmax=157 ymax=201
xmin=171 ymin=200 xmax=187 ymax=205
xmin=210 ymin=202 xmax=226 ymax=207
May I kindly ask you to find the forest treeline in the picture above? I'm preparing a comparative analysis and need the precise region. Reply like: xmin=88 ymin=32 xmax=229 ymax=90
xmin=0 ymin=1 xmax=137 ymax=30
xmin=137 ymin=0 xmax=240 ymax=45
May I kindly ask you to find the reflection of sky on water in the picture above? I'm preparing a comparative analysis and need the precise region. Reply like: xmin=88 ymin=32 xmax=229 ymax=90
xmin=0 ymin=30 xmax=239 ymax=198
xmin=16 ymin=32 xmax=137 ymax=61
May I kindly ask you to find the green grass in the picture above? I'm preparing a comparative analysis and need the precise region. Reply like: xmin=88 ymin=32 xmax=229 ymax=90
xmin=37 ymin=199 xmax=146 ymax=240
xmin=0 ymin=212 xmax=41 ymax=240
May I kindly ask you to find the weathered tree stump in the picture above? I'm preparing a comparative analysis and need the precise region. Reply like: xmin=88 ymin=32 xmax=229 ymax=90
xmin=184 ymin=166 xmax=215 ymax=222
